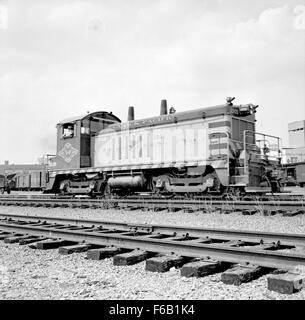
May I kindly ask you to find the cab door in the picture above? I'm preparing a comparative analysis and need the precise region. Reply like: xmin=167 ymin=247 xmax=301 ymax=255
xmin=80 ymin=119 xmax=91 ymax=167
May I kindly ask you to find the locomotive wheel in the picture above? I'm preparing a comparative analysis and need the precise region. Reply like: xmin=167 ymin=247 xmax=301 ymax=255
xmin=6 ymin=188 xmax=11 ymax=194
xmin=101 ymin=183 xmax=112 ymax=197
xmin=224 ymin=187 xmax=245 ymax=199
xmin=201 ymin=172 xmax=221 ymax=193
xmin=59 ymin=180 xmax=71 ymax=194
xmin=0 ymin=188 xmax=4 ymax=194
xmin=152 ymin=181 xmax=161 ymax=195
xmin=184 ymin=192 xmax=195 ymax=199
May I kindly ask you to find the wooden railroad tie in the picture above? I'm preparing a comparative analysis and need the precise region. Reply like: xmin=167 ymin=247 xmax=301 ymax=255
xmin=87 ymin=246 xmax=122 ymax=260
xmin=145 ymin=254 xmax=185 ymax=272
xmin=267 ymin=266 xmax=305 ymax=294
xmin=221 ymin=264 xmax=269 ymax=285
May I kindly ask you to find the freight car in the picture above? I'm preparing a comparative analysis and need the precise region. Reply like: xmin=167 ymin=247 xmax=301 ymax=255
xmin=0 ymin=174 xmax=14 ymax=194
xmin=0 ymin=174 xmax=10 ymax=194
xmin=45 ymin=97 xmax=283 ymax=196
xmin=282 ymin=162 xmax=305 ymax=187
xmin=13 ymin=170 xmax=47 ymax=191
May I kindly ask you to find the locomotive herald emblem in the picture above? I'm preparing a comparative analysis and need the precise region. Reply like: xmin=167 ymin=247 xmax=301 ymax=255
xmin=58 ymin=143 xmax=79 ymax=163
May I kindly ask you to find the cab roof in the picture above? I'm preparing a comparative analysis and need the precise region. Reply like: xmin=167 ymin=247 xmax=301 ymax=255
xmin=57 ymin=111 xmax=121 ymax=125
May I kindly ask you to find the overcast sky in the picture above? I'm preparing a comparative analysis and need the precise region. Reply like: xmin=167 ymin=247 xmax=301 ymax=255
xmin=0 ymin=0 xmax=304 ymax=164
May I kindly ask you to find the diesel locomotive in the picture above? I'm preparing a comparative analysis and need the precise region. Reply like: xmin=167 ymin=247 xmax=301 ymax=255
xmin=45 ymin=97 xmax=283 ymax=196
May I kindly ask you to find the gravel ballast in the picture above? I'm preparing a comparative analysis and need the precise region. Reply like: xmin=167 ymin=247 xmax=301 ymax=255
xmin=1 ymin=205 xmax=305 ymax=300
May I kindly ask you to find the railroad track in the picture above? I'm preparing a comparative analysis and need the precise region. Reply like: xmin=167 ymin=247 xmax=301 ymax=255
xmin=0 ymin=195 xmax=304 ymax=216
xmin=0 ymin=213 xmax=305 ymax=294
xmin=1 ymin=191 xmax=305 ymax=201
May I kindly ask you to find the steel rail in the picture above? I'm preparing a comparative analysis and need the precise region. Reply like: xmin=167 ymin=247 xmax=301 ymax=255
xmin=0 ymin=192 xmax=304 ymax=201
xmin=0 ymin=196 xmax=304 ymax=209
xmin=115 ymin=199 xmax=305 ymax=211
xmin=0 ymin=197 xmax=102 ymax=203
xmin=0 ymin=221 xmax=305 ymax=270
xmin=1 ymin=213 xmax=305 ymax=247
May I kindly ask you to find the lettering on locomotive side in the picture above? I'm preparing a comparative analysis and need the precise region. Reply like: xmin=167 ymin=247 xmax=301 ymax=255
xmin=113 ymin=114 xmax=175 ymax=131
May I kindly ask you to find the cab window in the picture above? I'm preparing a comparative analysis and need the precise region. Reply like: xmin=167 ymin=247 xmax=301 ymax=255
xmin=81 ymin=124 xmax=90 ymax=135
xmin=62 ymin=123 xmax=75 ymax=139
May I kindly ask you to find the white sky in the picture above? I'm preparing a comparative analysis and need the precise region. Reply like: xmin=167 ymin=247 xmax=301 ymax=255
xmin=0 ymin=0 xmax=305 ymax=164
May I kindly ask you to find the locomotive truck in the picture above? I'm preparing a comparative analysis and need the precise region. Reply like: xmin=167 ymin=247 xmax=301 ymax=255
xmin=45 ymin=97 xmax=283 ymax=196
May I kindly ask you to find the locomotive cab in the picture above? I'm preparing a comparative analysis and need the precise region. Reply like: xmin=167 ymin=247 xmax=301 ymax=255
xmin=55 ymin=111 xmax=121 ymax=170
xmin=46 ymin=111 xmax=121 ymax=193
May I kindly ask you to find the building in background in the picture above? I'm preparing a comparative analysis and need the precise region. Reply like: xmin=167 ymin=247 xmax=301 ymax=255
xmin=0 ymin=154 xmax=56 ymax=175
xmin=282 ymin=120 xmax=305 ymax=163
xmin=0 ymin=160 xmax=44 ymax=175
xmin=289 ymin=121 xmax=305 ymax=148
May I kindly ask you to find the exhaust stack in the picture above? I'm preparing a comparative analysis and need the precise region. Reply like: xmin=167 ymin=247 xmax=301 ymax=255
xmin=160 ymin=99 xmax=168 ymax=115
xmin=127 ymin=106 xmax=135 ymax=121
